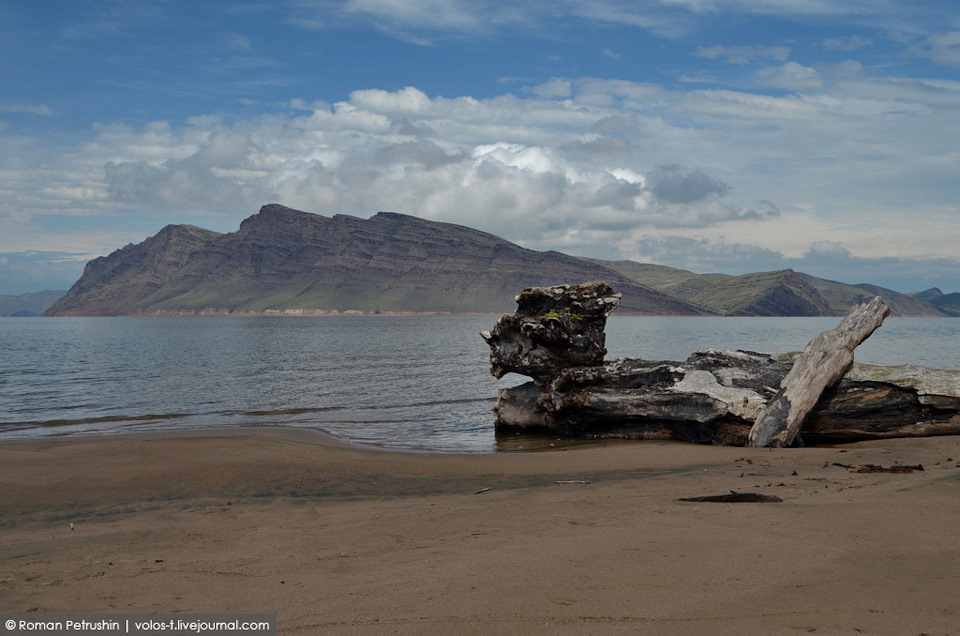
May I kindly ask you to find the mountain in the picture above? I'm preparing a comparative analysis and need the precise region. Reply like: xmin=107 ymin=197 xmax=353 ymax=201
xmin=795 ymin=276 xmax=949 ymax=317
xmin=0 ymin=290 xmax=66 ymax=317
xmin=47 ymin=204 xmax=710 ymax=317
xmin=586 ymin=261 xmax=833 ymax=316
xmin=44 ymin=204 xmax=955 ymax=318
xmin=843 ymin=283 xmax=950 ymax=317
xmin=910 ymin=288 xmax=960 ymax=317
xmin=590 ymin=260 xmax=951 ymax=317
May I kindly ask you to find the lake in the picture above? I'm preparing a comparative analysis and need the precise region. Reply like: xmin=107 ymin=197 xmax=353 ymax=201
xmin=0 ymin=315 xmax=957 ymax=452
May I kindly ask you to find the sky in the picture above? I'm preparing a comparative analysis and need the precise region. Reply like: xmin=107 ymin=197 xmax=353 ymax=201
xmin=1 ymin=1 xmax=959 ymax=296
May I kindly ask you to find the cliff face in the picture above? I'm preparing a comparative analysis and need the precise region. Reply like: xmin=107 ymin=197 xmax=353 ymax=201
xmin=47 ymin=205 xmax=710 ymax=316
xmin=47 ymin=224 xmax=224 ymax=316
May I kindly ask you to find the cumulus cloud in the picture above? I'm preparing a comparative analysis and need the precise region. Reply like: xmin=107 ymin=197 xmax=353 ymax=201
xmin=646 ymin=164 xmax=729 ymax=204
xmin=88 ymin=85 xmax=778 ymax=254
xmin=105 ymin=129 xmax=259 ymax=210
xmin=375 ymin=140 xmax=465 ymax=167
xmin=562 ymin=135 xmax=632 ymax=155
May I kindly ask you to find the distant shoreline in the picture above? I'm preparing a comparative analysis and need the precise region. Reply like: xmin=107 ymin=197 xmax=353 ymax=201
xmin=42 ymin=309 xmax=504 ymax=317
xmin=139 ymin=308 xmax=503 ymax=317
xmin=41 ymin=308 xmax=933 ymax=317
xmin=45 ymin=309 xmax=742 ymax=317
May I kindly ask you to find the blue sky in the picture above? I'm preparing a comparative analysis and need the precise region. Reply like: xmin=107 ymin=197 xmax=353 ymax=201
xmin=2 ymin=0 xmax=959 ymax=295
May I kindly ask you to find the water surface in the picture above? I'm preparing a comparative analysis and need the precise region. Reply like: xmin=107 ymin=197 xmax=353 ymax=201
xmin=1 ymin=315 xmax=956 ymax=452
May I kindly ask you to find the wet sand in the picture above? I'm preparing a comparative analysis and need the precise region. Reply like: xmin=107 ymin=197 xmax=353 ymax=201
xmin=2 ymin=428 xmax=959 ymax=634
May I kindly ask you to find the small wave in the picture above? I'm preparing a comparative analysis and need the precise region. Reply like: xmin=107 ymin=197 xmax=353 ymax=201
xmin=1 ymin=412 xmax=187 ymax=429
xmin=241 ymin=406 xmax=349 ymax=417
xmin=365 ymin=396 xmax=496 ymax=410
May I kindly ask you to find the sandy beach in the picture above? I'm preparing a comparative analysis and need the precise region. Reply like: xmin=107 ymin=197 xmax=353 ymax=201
xmin=1 ymin=428 xmax=958 ymax=634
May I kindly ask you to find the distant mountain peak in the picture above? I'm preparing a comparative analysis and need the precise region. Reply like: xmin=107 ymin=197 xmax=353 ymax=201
xmin=912 ymin=287 xmax=944 ymax=300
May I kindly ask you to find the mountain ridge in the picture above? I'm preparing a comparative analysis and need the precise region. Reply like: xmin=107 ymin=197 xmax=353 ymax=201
xmin=588 ymin=260 xmax=951 ymax=318
xmin=908 ymin=287 xmax=960 ymax=317
xmin=47 ymin=204 xmax=709 ymax=316
xmin=46 ymin=204 xmax=954 ymax=317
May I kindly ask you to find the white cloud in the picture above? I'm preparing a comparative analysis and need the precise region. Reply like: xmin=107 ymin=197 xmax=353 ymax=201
xmin=656 ymin=0 xmax=846 ymax=13
xmin=0 ymin=104 xmax=58 ymax=116
xmin=821 ymin=35 xmax=872 ymax=51
xmin=531 ymin=79 xmax=573 ymax=99
xmin=342 ymin=0 xmax=485 ymax=34
xmin=283 ymin=0 xmax=960 ymax=51
xmin=905 ymin=31 xmax=960 ymax=69
xmin=694 ymin=44 xmax=791 ymax=65
xmin=758 ymin=62 xmax=824 ymax=91
xmin=296 ymin=0 xmax=899 ymax=45
xmin=805 ymin=240 xmax=852 ymax=260
xmin=349 ymin=86 xmax=434 ymax=115
xmin=472 ymin=143 xmax=561 ymax=175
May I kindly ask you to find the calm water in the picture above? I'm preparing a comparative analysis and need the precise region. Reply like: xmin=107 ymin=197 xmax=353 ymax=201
xmin=0 ymin=315 xmax=957 ymax=452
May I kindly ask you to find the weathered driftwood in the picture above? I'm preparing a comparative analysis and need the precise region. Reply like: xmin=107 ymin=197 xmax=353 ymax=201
xmin=747 ymin=296 xmax=890 ymax=447
xmin=485 ymin=282 xmax=960 ymax=447
xmin=480 ymin=280 xmax=620 ymax=383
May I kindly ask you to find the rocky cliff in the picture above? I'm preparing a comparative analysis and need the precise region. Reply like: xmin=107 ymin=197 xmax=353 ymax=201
xmin=47 ymin=204 xmax=710 ymax=316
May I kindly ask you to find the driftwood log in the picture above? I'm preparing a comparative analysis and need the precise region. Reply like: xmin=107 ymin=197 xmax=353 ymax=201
xmin=482 ymin=282 xmax=960 ymax=447
xmin=748 ymin=296 xmax=890 ymax=447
